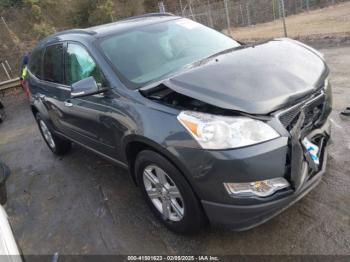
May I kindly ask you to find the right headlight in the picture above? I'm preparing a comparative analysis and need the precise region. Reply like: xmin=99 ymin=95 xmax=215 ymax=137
xmin=177 ymin=111 xmax=280 ymax=150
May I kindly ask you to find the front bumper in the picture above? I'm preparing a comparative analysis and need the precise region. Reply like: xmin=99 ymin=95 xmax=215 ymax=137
xmin=201 ymin=119 xmax=331 ymax=230
xmin=168 ymin=83 xmax=332 ymax=230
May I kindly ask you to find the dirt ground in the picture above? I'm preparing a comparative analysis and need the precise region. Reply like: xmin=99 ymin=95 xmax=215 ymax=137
xmin=231 ymin=2 xmax=350 ymax=42
xmin=0 ymin=46 xmax=349 ymax=256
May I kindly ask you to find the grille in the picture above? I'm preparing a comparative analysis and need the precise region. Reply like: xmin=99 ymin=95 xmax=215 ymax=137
xmin=279 ymin=105 xmax=301 ymax=128
xmin=278 ymin=92 xmax=326 ymax=131
xmin=302 ymin=94 xmax=325 ymax=129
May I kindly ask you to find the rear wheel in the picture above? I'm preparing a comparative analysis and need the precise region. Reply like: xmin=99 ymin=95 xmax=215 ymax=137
xmin=36 ymin=113 xmax=71 ymax=155
xmin=135 ymin=150 xmax=206 ymax=234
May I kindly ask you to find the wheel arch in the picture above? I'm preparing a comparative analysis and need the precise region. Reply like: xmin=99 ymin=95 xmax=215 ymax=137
xmin=30 ymin=99 xmax=50 ymax=120
xmin=123 ymin=136 xmax=200 ymax=198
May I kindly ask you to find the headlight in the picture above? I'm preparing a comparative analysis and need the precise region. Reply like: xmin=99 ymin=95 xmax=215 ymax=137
xmin=177 ymin=111 xmax=279 ymax=149
xmin=224 ymin=178 xmax=290 ymax=198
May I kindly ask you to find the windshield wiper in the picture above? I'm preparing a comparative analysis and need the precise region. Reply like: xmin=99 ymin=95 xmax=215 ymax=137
xmin=193 ymin=44 xmax=255 ymax=67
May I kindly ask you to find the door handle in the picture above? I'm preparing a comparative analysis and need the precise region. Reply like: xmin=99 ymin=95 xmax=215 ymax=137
xmin=64 ymin=100 xmax=73 ymax=107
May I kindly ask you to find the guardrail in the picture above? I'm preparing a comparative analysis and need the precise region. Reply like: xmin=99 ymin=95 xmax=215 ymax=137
xmin=0 ymin=78 xmax=21 ymax=92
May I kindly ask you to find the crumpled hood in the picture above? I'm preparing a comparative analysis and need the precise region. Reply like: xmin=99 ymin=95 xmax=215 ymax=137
xmin=162 ymin=39 xmax=328 ymax=115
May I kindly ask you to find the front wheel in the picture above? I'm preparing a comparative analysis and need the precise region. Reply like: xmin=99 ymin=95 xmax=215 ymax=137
xmin=135 ymin=150 xmax=206 ymax=234
xmin=36 ymin=113 xmax=71 ymax=156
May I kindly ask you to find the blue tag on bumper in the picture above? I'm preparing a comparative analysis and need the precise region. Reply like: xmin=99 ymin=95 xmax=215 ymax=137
xmin=302 ymin=138 xmax=320 ymax=165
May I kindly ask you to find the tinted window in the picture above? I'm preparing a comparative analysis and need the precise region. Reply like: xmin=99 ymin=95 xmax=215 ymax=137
xmin=43 ymin=44 xmax=64 ymax=84
xmin=65 ymin=43 xmax=105 ymax=86
xmin=28 ymin=48 xmax=43 ymax=79
xmin=99 ymin=18 xmax=240 ymax=89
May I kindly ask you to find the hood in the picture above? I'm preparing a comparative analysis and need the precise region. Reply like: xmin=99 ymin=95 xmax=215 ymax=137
xmin=161 ymin=39 xmax=327 ymax=115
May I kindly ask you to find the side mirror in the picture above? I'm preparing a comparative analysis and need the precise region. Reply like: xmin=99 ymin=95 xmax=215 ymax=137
xmin=71 ymin=76 xmax=105 ymax=98
xmin=0 ymin=161 xmax=10 ymax=205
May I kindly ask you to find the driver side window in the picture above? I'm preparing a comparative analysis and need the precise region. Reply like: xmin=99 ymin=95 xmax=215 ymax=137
xmin=65 ymin=43 xmax=105 ymax=86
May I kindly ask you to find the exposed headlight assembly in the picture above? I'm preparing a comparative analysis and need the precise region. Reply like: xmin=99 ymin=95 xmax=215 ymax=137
xmin=177 ymin=111 xmax=280 ymax=150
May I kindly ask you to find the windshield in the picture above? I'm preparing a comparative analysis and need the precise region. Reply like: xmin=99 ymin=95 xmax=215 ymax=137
xmin=99 ymin=18 xmax=240 ymax=89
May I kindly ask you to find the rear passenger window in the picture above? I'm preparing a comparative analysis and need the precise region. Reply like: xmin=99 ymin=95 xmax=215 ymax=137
xmin=43 ymin=44 xmax=64 ymax=84
xmin=28 ymin=48 xmax=43 ymax=79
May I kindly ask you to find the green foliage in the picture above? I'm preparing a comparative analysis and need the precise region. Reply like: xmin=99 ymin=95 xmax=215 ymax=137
xmin=23 ymin=0 xmax=38 ymax=5
xmin=71 ymin=0 xmax=97 ymax=27
xmin=0 ymin=0 xmax=22 ymax=7
xmin=31 ymin=4 xmax=42 ymax=21
xmin=88 ymin=0 xmax=115 ymax=25
xmin=1 ymin=0 xmax=170 ymax=39
xmin=33 ymin=22 xmax=55 ymax=39
xmin=71 ymin=0 xmax=117 ymax=27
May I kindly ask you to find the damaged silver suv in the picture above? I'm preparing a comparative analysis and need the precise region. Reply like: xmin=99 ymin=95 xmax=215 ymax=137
xmin=27 ymin=13 xmax=332 ymax=234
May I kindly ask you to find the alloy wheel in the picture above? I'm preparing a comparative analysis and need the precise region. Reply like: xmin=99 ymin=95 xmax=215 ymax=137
xmin=143 ymin=165 xmax=184 ymax=221
xmin=39 ymin=120 xmax=56 ymax=149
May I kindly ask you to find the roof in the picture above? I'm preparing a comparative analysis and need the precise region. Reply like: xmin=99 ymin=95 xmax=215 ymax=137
xmin=35 ymin=13 xmax=181 ymax=49
xmin=42 ymin=13 xmax=178 ymax=41
xmin=87 ymin=13 xmax=179 ymax=37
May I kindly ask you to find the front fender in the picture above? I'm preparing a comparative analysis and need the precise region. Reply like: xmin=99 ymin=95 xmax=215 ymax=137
xmin=121 ymin=134 xmax=198 ymax=192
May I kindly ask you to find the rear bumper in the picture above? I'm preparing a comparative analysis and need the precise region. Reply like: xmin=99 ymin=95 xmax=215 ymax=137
xmin=201 ymin=120 xmax=330 ymax=231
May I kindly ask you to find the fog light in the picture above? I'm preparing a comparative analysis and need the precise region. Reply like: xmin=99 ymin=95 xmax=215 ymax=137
xmin=224 ymin=177 xmax=290 ymax=198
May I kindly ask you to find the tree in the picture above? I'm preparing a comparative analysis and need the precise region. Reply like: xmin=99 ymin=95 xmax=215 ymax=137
xmin=71 ymin=0 xmax=97 ymax=27
xmin=88 ymin=0 xmax=115 ymax=25
xmin=71 ymin=0 xmax=117 ymax=27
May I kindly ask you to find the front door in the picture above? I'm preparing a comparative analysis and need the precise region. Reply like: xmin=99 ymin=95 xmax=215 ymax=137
xmin=56 ymin=42 xmax=123 ymax=159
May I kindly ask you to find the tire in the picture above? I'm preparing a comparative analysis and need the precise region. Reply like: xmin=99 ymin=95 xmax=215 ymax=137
xmin=135 ymin=150 xmax=206 ymax=234
xmin=36 ymin=113 xmax=71 ymax=156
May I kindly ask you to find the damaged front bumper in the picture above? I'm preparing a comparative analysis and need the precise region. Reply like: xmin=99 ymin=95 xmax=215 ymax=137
xmin=201 ymin=118 xmax=331 ymax=231
xmin=164 ymin=81 xmax=332 ymax=230
xmin=194 ymin=83 xmax=332 ymax=230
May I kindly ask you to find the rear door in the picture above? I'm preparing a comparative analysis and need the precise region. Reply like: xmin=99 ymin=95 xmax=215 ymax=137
xmin=40 ymin=43 xmax=70 ymax=132
xmin=27 ymin=48 xmax=44 ymax=96
xmin=29 ymin=44 xmax=68 ymax=131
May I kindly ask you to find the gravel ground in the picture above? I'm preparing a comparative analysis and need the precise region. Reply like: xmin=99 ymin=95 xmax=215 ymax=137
xmin=0 ymin=46 xmax=349 ymax=256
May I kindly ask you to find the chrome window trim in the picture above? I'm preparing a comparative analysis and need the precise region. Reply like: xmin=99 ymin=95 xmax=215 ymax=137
xmin=40 ymin=79 xmax=71 ymax=91
xmin=27 ymin=69 xmax=71 ymax=91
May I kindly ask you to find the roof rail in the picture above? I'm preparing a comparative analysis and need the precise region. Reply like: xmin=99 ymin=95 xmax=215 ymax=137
xmin=51 ymin=29 xmax=96 ymax=38
xmin=120 ymin=13 xmax=175 ymax=22
xmin=36 ymin=29 xmax=96 ymax=47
